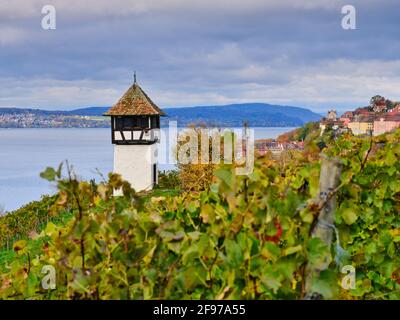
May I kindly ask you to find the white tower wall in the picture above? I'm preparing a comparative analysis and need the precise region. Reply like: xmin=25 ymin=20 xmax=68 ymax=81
xmin=113 ymin=144 xmax=158 ymax=193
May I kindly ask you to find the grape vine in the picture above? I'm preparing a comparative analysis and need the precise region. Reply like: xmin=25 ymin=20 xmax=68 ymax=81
xmin=0 ymin=128 xmax=399 ymax=300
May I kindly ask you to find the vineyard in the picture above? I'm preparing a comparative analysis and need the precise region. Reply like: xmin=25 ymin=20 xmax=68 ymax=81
xmin=0 ymin=126 xmax=400 ymax=299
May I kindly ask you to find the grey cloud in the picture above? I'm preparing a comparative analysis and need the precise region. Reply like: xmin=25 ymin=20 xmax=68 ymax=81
xmin=0 ymin=0 xmax=399 ymax=111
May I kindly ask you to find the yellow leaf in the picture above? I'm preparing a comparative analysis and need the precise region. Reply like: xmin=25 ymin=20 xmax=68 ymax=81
xmin=200 ymin=204 xmax=215 ymax=224
xmin=389 ymin=229 xmax=400 ymax=237
xmin=44 ymin=222 xmax=57 ymax=236
xmin=143 ymin=245 xmax=157 ymax=265
xmin=283 ymin=245 xmax=303 ymax=256
xmin=94 ymin=195 xmax=101 ymax=206
xmin=291 ymin=278 xmax=297 ymax=290
xmin=13 ymin=240 xmax=27 ymax=254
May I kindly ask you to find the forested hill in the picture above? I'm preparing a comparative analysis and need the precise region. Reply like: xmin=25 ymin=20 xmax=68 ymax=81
xmin=165 ymin=103 xmax=321 ymax=127
xmin=70 ymin=103 xmax=321 ymax=126
xmin=0 ymin=103 xmax=322 ymax=127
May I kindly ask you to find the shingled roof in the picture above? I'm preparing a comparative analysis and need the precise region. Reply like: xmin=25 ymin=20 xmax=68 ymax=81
xmin=104 ymin=83 xmax=165 ymax=116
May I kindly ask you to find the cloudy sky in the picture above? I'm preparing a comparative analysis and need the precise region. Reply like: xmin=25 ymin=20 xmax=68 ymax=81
xmin=0 ymin=0 xmax=399 ymax=112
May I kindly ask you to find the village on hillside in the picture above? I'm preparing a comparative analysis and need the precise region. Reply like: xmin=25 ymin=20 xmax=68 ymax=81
xmin=0 ymin=112 xmax=109 ymax=128
xmin=254 ymin=95 xmax=400 ymax=155
xmin=320 ymin=95 xmax=400 ymax=136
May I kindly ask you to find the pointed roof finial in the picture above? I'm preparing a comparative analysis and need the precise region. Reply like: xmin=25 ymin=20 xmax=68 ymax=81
xmin=134 ymin=71 xmax=137 ymax=84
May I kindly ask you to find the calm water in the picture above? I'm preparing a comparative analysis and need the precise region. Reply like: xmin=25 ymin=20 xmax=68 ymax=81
xmin=0 ymin=127 xmax=295 ymax=211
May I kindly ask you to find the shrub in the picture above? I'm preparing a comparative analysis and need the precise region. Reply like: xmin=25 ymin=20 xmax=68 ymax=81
xmin=157 ymin=170 xmax=180 ymax=190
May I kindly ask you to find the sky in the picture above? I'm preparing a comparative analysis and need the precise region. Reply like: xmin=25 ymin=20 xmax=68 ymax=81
xmin=0 ymin=0 xmax=399 ymax=113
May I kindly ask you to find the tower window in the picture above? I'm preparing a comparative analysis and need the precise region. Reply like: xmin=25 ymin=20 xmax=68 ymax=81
xmin=150 ymin=116 xmax=160 ymax=129
xmin=123 ymin=117 xmax=134 ymax=128
xmin=115 ymin=116 xmax=150 ymax=130
xmin=139 ymin=117 xmax=149 ymax=128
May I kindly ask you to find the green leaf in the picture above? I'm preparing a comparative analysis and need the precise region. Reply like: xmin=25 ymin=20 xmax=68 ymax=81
xmin=261 ymin=242 xmax=281 ymax=262
xmin=182 ymin=246 xmax=199 ymax=265
xmin=248 ymin=171 xmax=260 ymax=182
xmin=40 ymin=167 xmax=57 ymax=181
xmin=224 ymin=239 xmax=243 ymax=267
xmin=215 ymin=168 xmax=233 ymax=187
xmin=261 ymin=273 xmax=281 ymax=293
xmin=283 ymin=245 xmax=302 ymax=256
xmin=26 ymin=272 xmax=38 ymax=297
xmin=291 ymin=176 xmax=304 ymax=189
xmin=56 ymin=162 xmax=63 ymax=178
xmin=210 ymin=183 xmax=219 ymax=193
xmin=187 ymin=201 xmax=198 ymax=213
xmin=365 ymin=242 xmax=377 ymax=256
xmin=342 ymin=208 xmax=358 ymax=225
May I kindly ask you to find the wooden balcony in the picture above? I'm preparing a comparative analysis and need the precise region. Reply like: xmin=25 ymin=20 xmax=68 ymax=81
xmin=111 ymin=128 xmax=159 ymax=145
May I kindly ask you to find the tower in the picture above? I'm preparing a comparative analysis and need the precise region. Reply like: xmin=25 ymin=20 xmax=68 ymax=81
xmin=104 ymin=78 xmax=165 ymax=192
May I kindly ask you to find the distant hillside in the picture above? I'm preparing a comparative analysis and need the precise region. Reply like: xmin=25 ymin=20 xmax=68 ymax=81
xmin=0 ymin=108 xmax=66 ymax=116
xmin=67 ymin=107 xmax=110 ymax=116
xmin=70 ymin=103 xmax=321 ymax=127
xmin=0 ymin=103 xmax=321 ymax=128
xmin=167 ymin=103 xmax=320 ymax=127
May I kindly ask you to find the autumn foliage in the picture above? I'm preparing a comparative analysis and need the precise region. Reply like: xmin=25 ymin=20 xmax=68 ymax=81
xmin=1 ymin=127 xmax=400 ymax=300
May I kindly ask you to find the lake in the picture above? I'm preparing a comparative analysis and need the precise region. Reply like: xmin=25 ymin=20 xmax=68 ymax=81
xmin=0 ymin=127 xmax=295 ymax=212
